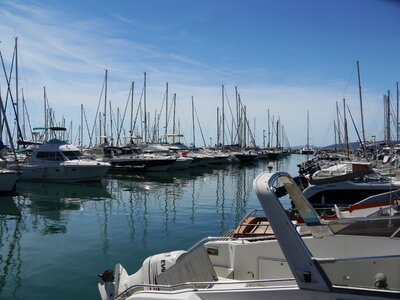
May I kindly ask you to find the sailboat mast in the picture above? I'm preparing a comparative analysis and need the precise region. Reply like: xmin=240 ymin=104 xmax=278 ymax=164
xmin=104 ymin=69 xmax=108 ymax=144
xmin=397 ymin=82 xmax=399 ymax=143
xmin=130 ymin=81 xmax=134 ymax=142
xmin=143 ymin=72 xmax=147 ymax=143
xmin=164 ymin=82 xmax=168 ymax=142
xmin=235 ymin=86 xmax=239 ymax=145
xmin=44 ymin=86 xmax=47 ymax=140
xmin=172 ymin=93 xmax=176 ymax=144
xmin=336 ymin=101 xmax=341 ymax=149
xmin=15 ymin=37 xmax=20 ymax=146
xmin=387 ymin=91 xmax=391 ymax=146
xmin=357 ymin=61 xmax=366 ymax=149
xmin=343 ymin=99 xmax=350 ymax=158
xmin=192 ymin=96 xmax=195 ymax=146
xmin=222 ymin=84 xmax=225 ymax=147
xmin=267 ymin=109 xmax=270 ymax=148
xmin=80 ymin=104 xmax=83 ymax=148
xmin=307 ymin=112 xmax=310 ymax=149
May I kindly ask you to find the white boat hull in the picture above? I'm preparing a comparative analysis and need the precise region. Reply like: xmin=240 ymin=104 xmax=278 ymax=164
xmin=0 ymin=169 xmax=19 ymax=194
xmin=15 ymin=162 xmax=109 ymax=182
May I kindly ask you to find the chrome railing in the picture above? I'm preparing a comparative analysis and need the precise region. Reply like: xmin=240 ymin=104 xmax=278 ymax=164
xmin=116 ymin=277 xmax=296 ymax=299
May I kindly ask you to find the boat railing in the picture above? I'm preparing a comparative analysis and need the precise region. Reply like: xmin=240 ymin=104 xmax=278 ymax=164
xmin=116 ymin=277 xmax=296 ymax=299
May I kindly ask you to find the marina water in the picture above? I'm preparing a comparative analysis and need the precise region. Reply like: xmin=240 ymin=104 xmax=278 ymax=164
xmin=0 ymin=154 xmax=307 ymax=299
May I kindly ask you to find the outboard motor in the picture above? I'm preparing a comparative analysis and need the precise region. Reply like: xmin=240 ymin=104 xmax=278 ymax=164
xmin=98 ymin=250 xmax=186 ymax=300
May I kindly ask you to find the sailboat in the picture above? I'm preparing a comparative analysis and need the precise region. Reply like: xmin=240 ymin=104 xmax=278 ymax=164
xmin=299 ymin=110 xmax=316 ymax=155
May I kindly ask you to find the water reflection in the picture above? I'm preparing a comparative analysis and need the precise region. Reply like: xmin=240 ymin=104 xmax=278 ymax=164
xmin=0 ymin=155 xmax=307 ymax=299
xmin=0 ymin=196 xmax=22 ymax=296
xmin=0 ymin=196 xmax=20 ymax=217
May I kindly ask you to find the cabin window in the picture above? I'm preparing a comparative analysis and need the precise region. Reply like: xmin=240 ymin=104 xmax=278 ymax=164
xmin=62 ymin=151 xmax=82 ymax=160
xmin=36 ymin=151 xmax=65 ymax=161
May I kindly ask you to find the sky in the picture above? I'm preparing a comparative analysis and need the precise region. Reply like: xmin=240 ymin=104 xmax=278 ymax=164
xmin=0 ymin=0 xmax=399 ymax=148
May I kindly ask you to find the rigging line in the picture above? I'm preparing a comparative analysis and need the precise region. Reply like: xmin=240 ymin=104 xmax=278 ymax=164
xmin=0 ymin=47 xmax=15 ymax=112
xmin=0 ymin=49 xmax=23 ymax=142
xmin=132 ymin=85 xmax=144 ymax=136
xmin=116 ymin=85 xmax=133 ymax=145
xmin=166 ymin=96 xmax=175 ymax=131
xmin=389 ymin=100 xmax=398 ymax=131
xmin=347 ymin=105 xmax=365 ymax=152
xmin=89 ymin=77 xmax=105 ymax=147
xmin=81 ymin=106 xmax=92 ymax=147
xmin=194 ymin=104 xmax=207 ymax=147
xmin=341 ymin=62 xmax=357 ymax=99
xmin=155 ymin=91 xmax=167 ymax=135
xmin=22 ymin=96 xmax=33 ymax=140
xmin=223 ymin=87 xmax=238 ymax=130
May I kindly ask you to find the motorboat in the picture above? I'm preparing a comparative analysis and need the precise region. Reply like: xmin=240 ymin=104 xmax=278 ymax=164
xmin=333 ymin=188 xmax=400 ymax=218
xmin=232 ymin=151 xmax=259 ymax=163
xmin=295 ymin=162 xmax=400 ymax=207
xmin=9 ymin=138 xmax=110 ymax=182
xmin=103 ymin=146 xmax=176 ymax=172
xmin=98 ymin=171 xmax=400 ymax=299
xmin=0 ymin=168 xmax=20 ymax=195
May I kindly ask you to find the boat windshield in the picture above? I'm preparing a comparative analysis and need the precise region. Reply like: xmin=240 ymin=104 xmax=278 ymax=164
xmin=36 ymin=151 xmax=65 ymax=161
xmin=327 ymin=216 xmax=400 ymax=238
xmin=62 ymin=151 xmax=83 ymax=160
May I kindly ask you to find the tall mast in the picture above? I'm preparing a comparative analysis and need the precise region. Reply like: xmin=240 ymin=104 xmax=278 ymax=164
xmin=22 ymin=89 xmax=26 ymax=140
xmin=109 ymin=100 xmax=113 ymax=145
xmin=267 ymin=109 xmax=270 ymax=148
xmin=143 ymin=72 xmax=147 ymax=143
xmin=243 ymin=105 xmax=247 ymax=148
xmin=333 ymin=120 xmax=337 ymax=148
xmin=222 ymin=84 xmax=225 ymax=147
xmin=357 ymin=61 xmax=366 ymax=149
xmin=386 ymin=91 xmax=391 ymax=146
xmin=276 ymin=119 xmax=280 ymax=149
xmin=397 ymin=82 xmax=399 ymax=143
xmin=336 ymin=101 xmax=341 ymax=149
xmin=306 ymin=110 xmax=309 ymax=149
xmin=44 ymin=86 xmax=47 ymax=140
xmin=192 ymin=96 xmax=195 ymax=146
xmin=130 ymin=81 xmax=134 ymax=142
xmin=15 ymin=37 xmax=20 ymax=146
xmin=216 ymin=107 xmax=220 ymax=146
xmin=80 ymin=104 xmax=83 ymax=148
xmin=164 ymin=82 xmax=168 ymax=142
xmin=343 ymin=98 xmax=350 ymax=159
xmin=235 ymin=86 xmax=239 ymax=145
xmin=172 ymin=93 xmax=176 ymax=144
xmin=104 ymin=69 xmax=108 ymax=144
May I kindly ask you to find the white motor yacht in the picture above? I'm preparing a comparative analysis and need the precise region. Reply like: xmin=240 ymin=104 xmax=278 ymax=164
xmin=10 ymin=139 xmax=110 ymax=182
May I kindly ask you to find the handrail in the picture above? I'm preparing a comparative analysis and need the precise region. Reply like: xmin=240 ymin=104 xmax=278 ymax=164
xmin=316 ymin=253 xmax=400 ymax=264
xmin=116 ymin=277 xmax=296 ymax=299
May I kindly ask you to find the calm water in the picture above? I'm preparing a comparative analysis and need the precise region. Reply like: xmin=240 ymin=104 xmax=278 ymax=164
xmin=0 ymin=154 xmax=307 ymax=299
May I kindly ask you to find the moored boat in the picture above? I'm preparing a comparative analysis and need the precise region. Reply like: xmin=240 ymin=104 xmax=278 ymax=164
xmin=98 ymin=171 xmax=400 ymax=299
xmin=9 ymin=137 xmax=110 ymax=182
xmin=0 ymin=168 xmax=20 ymax=195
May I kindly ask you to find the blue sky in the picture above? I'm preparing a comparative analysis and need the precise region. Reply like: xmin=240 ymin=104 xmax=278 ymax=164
xmin=1 ymin=0 xmax=399 ymax=147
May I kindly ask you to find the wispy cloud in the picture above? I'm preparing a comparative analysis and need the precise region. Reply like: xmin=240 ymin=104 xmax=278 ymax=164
xmin=0 ymin=1 xmax=390 ymax=146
